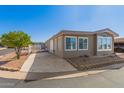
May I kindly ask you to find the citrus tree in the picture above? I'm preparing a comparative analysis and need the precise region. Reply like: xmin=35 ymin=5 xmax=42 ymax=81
xmin=0 ymin=31 xmax=32 ymax=59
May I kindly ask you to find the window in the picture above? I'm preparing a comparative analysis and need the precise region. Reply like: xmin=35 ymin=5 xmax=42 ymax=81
xmin=65 ymin=36 xmax=77 ymax=51
xmin=97 ymin=36 xmax=112 ymax=51
xmin=78 ymin=37 xmax=88 ymax=50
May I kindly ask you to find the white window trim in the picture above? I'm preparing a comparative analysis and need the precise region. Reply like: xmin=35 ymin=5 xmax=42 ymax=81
xmin=97 ymin=36 xmax=112 ymax=51
xmin=78 ymin=37 xmax=88 ymax=50
xmin=64 ymin=36 xmax=77 ymax=51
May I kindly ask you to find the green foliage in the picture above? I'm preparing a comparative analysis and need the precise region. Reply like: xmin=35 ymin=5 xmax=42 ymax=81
xmin=0 ymin=31 xmax=32 ymax=59
xmin=0 ymin=31 xmax=31 ymax=48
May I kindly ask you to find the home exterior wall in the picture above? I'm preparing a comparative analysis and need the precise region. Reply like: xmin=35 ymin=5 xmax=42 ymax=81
xmin=46 ymin=30 xmax=115 ymax=58
xmin=46 ymin=39 xmax=54 ymax=53
xmin=46 ymin=35 xmax=64 ymax=58
xmin=96 ymin=32 xmax=114 ymax=56
xmin=63 ymin=35 xmax=96 ymax=58
xmin=53 ymin=36 xmax=64 ymax=57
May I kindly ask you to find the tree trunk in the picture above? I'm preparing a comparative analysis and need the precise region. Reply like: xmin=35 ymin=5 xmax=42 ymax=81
xmin=15 ymin=47 xmax=21 ymax=59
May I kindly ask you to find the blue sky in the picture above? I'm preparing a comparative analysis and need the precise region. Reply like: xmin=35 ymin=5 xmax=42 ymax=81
xmin=0 ymin=5 xmax=124 ymax=42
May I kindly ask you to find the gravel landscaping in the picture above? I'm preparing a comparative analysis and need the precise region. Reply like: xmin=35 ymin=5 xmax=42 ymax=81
xmin=0 ymin=51 xmax=29 ymax=71
xmin=66 ymin=54 xmax=124 ymax=71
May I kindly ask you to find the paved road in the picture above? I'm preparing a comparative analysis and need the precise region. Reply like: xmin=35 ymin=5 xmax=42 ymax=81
xmin=14 ymin=68 xmax=124 ymax=88
xmin=1 ymin=66 xmax=124 ymax=87
xmin=0 ymin=77 xmax=20 ymax=88
xmin=0 ymin=48 xmax=14 ymax=56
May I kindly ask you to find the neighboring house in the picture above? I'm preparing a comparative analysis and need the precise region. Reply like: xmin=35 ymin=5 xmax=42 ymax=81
xmin=45 ymin=28 xmax=119 ymax=58
xmin=32 ymin=42 xmax=45 ymax=49
xmin=32 ymin=42 xmax=46 ymax=53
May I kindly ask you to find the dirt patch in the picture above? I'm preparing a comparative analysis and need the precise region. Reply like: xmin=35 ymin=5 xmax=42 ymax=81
xmin=0 ymin=51 xmax=29 ymax=71
xmin=66 ymin=54 xmax=124 ymax=71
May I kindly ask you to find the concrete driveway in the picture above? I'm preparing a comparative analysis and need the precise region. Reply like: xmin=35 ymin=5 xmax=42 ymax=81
xmin=0 ymin=48 xmax=14 ymax=56
xmin=29 ymin=52 xmax=76 ymax=72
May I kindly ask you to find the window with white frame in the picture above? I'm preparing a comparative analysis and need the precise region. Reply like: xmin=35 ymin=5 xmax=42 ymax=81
xmin=97 ymin=36 xmax=112 ymax=51
xmin=65 ymin=36 xmax=77 ymax=51
xmin=78 ymin=37 xmax=88 ymax=50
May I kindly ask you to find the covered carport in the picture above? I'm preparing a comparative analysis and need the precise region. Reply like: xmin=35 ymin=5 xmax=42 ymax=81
xmin=114 ymin=37 xmax=124 ymax=52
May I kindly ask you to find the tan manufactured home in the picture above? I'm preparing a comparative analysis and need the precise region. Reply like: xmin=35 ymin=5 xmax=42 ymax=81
xmin=45 ymin=28 xmax=119 ymax=58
